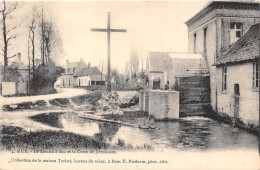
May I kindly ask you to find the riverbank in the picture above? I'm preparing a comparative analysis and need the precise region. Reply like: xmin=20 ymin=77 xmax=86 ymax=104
xmin=0 ymin=124 xmax=153 ymax=151
xmin=204 ymin=111 xmax=259 ymax=136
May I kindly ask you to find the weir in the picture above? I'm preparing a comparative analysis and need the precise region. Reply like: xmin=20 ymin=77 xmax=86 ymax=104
xmin=139 ymin=90 xmax=179 ymax=120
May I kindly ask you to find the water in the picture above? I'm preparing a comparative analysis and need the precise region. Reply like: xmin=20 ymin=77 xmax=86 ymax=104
xmin=30 ymin=112 xmax=259 ymax=151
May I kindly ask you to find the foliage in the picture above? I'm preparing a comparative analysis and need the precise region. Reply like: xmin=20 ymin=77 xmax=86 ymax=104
xmin=30 ymin=61 xmax=64 ymax=94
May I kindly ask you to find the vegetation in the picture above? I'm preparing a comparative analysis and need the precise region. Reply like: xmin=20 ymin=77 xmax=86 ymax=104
xmin=0 ymin=125 xmax=154 ymax=151
xmin=30 ymin=61 xmax=64 ymax=95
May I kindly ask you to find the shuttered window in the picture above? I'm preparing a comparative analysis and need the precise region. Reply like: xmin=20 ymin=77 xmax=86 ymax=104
xmin=253 ymin=62 xmax=259 ymax=90
xmin=222 ymin=67 xmax=227 ymax=91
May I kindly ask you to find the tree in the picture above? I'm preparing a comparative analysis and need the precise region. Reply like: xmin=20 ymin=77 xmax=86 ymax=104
xmin=39 ymin=10 xmax=62 ymax=65
xmin=44 ymin=21 xmax=62 ymax=64
xmin=112 ymin=69 xmax=120 ymax=85
xmin=28 ymin=7 xmax=38 ymax=78
xmin=129 ymin=49 xmax=139 ymax=78
xmin=31 ymin=61 xmax=64 ymax=94
xmin=0 ymin=0 xmax=18 ymax=79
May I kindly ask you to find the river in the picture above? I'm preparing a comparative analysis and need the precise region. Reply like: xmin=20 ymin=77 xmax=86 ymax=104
xmin=29 ymin=111 xmax=258 ymax=151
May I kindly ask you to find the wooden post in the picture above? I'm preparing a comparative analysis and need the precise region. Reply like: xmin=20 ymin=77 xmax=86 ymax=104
xmin=91 ymin=12 xmax=127 ymax=92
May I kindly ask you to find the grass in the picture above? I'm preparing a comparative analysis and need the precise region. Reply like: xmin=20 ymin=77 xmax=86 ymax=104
xmin=0 ymin=125 xmax=108 ymax=151
xmin=0 ymin=124 xmax=154 ymax=151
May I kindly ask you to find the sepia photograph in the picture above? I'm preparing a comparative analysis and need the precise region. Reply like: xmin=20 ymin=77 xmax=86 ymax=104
xmin=0 ymin=0 xmax=259 ymax=169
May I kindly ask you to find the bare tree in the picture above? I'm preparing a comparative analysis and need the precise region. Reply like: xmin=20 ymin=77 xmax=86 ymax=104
xmin=0 ymin=0 xmax=18 ymax=66
xmin=27 ymin=30 xmax=30 ymax=94
xmin=43 ymin=20 xmax=62 ymax=64
xmin=129 ymin=49 xmax=139 ymax=78
xmin=40 ymin=9 xmax=45 ymax=65
xmin=28 ymin=7 xmax=38 ymax=77
xmin=39 ymin=10 xmax=62 ymax=65
xmin=0 ymin=0 xmax=18 ymax=79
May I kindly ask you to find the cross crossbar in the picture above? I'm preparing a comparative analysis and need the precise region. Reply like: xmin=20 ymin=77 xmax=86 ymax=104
xmin=91 ymin=28 xmax=127 ymax=32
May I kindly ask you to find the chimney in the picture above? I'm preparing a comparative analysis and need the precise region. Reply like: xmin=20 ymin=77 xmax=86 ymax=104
xmin=66 ymin=60 xmax=69 ymax=65
xmin=88 ymin=62 xmax=91 ymax=68
xmin=17 ymin=52 xmax=21 ymax=60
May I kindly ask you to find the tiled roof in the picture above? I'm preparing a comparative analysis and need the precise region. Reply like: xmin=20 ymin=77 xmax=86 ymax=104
xmin=147 ymin=52 xmax=170 ymax=72
xmin=172 ymin=55 xmax=209 ymax=77
xmin=214 ymin=23 xmax=259 ymax=66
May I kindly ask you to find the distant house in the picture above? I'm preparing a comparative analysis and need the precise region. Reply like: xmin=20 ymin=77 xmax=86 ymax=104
xmin=168 ymin=53 xmax=209 ymax=88
xmin=146 ymin=52 xmax=171 ymax=89
xmin=59 ymin=58 xmax=88 ymax=88
xmin=169 ymin=54 xmax=210 ymax=116
xmin=146 ymin=52 xmax=208 ymax=90
xmin=214 ymin=24 xmax=259 ymax=126
xmin=1 ymin=53 xmax=30 ymax=95
xmin=74 ymin=67 xmax=105 ymax=86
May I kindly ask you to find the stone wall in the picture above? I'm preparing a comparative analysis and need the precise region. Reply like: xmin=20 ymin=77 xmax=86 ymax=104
xmin=216 ymin=63 xmax=259 ymax=126
xmin=148 ymin=90 xmax=179 ymax=120
xmin=139 ymin=90 xmax=150 ymax=113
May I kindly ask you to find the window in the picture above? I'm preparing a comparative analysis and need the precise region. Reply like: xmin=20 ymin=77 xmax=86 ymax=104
xmin=67 ymin=68 xmax=71 ymax=73
xmin=73 ymin=67 xmax=76 ymax=73
xmin=222 ymin=67 xmax=227 ymax=91
xmin=230 ymin=23 xmax=242 ymax=44
xmin=253 ymin=62 xmax=259 ymax=90
xmin=204 ymin=27 xmax=207 ymax=53
xmin=193 ymin=33 xmax=197 ymax=53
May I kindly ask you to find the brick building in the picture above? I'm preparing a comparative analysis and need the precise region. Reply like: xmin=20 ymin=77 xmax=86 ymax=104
xmin=185 ymin=1 xmax=260 ymax=112
xmin=214 ymin=24 xmax=259 ymax=126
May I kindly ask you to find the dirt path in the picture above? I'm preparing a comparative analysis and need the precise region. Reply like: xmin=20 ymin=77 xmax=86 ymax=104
xmin=0 ymin=88 xmax=91 ymax=106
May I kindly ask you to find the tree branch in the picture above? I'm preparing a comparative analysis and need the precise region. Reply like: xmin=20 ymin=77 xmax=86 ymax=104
xmin=6 ymin=34 xmax=16 ymax=43
xmin=6 ymin=26 xmax=16 ymax=35
xmin=7 ymin=54 xmax=16 ymax=59
xmin=5 ymin=2 xmax=18 ymax=16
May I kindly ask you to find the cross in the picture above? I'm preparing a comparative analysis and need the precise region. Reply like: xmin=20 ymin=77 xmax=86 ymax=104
xmin=91 ymin=12 xmax=127 ymax=92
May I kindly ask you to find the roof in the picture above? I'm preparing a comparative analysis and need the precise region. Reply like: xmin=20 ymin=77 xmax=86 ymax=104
xmin=214 ymin=23 xmax=259 ymax=66
xmin=75 ymin=67 xmax=106 ymax=81
xmin=89 ymin=75 xmax=106 ymax=81
xmin=171 ymin=54 xmax=209 ymax=77
xmin=169 ymin=53 xmax=204 ymax=59
xmin=185 ymin=1 xmax=259 ymax=27
xmin=147 ymin=52 xmax=170 ymax=72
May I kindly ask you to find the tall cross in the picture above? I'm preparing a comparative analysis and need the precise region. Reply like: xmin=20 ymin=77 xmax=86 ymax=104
xmin=91 ymin=12 xmax=127 ymax=92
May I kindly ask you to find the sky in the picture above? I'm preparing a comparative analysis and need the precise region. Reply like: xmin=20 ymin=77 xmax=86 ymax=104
xmin=3 ymin=0 xmax=209 ymax=73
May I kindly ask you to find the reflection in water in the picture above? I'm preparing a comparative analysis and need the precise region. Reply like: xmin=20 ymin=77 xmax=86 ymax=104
xmin=177 ymin=119 xmax=212 ymax=149
xmin=60 ymin=112 xmax=100 ymax=136
xmin=29 ymin=112 xmax=64 ymax=128
xmin=111 ymin=126 xmax=152 ymax=147
xmin=31 ymin=112 xmax=259 ymax=150
xmin=98 ymin=123 xmax=120 ymax=142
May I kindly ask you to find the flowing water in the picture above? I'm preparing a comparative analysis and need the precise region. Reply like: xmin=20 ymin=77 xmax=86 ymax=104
xmin=30 ymin=111 xmax=258 ymax=150
xmin=1 ymin=90 xmax=258 ymax=151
